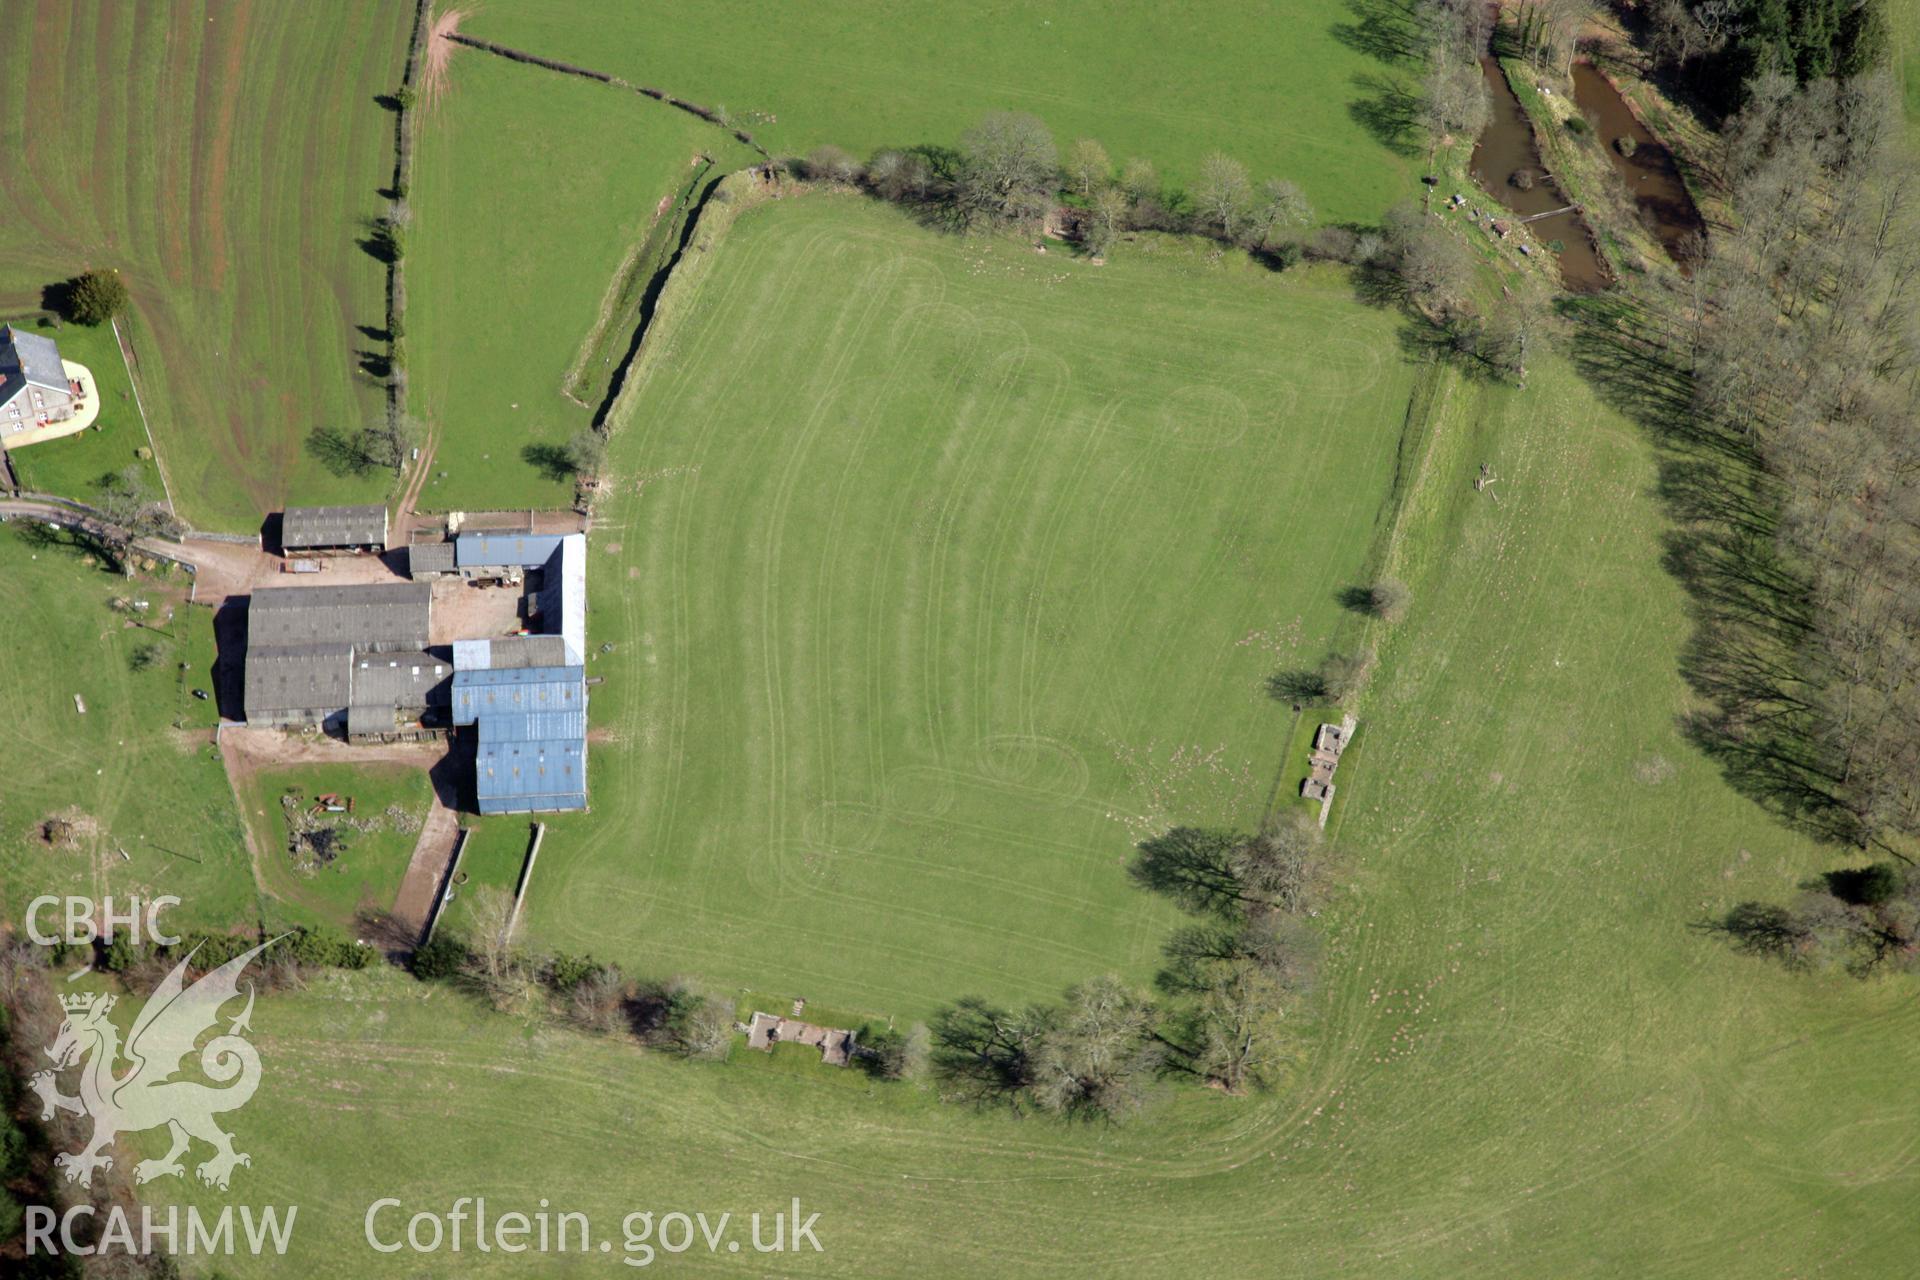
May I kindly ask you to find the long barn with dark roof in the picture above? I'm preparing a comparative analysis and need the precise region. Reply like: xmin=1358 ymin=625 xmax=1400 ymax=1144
xmin=241 ymin=582 xmax=444 ymax=733
xmin=281 ymin=504 xmax=389 ymax=553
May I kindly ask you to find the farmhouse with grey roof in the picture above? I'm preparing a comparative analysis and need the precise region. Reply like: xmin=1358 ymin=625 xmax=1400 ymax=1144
xmin=0 ymin=326 xmax=76 ymax=437
xmin=281 ymin=504 xmax=389 ymax=553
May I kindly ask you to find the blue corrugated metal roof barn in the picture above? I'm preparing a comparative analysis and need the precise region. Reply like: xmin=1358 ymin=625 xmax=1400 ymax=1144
xmin=452 ymin=665 xmax=589 ymax=813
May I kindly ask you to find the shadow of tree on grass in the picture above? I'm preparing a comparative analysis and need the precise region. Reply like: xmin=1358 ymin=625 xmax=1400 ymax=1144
xmin=1558 ymin=292 xmax=1855 ymax=845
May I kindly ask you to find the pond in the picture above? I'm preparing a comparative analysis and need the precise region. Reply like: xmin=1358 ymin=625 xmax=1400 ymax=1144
xmin=1570 ymin=62 xmax=1706 ymax=270
xmin=1468 ymin=57 xmax=1611 ymax=292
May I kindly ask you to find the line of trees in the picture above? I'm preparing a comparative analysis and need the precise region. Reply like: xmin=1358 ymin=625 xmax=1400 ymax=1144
xmin=1420 ymin=0 xmax=1491 ymax=148
xmin=416 ymin=892 xmax=943 ymax=1078
xmin=1681 ymin=70 xmax=1920 ymax=850
xmin=86 ymin=924 xmax=373 ymax=992
xmin=407 ymin=827 xmax=1340 ymax=1115
xmin=927 ymin=813 xmax=1334 ymax=1116
xmin=1506 ymin=0 xmax=1595 ymax=77
xmin=412 ymin=886 xmax=739 ymax=1061
xmin=797 ymin=112 xmax=1315 ymax=263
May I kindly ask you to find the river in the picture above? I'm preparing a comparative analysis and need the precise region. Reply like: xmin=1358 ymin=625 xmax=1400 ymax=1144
xmin=1467 ymin=57 xmax=1611 ymax=291
xmin=1570 ymin=62 xmax=1706 ymax=269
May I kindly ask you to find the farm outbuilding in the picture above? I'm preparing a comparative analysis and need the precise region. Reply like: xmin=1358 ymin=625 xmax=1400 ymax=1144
xmin=242 ymin=642 xmax=355 ymax=729
xmin=246 ymin=582 xmax=430 ymax=651
xmin=456 ymin=532 xmax=567 ymax=572
xmin=452 ymin=634 xmax=570 ymax=670
xmin=242 ymin=583 xmax=435 ymax=729
xmin=282 ymin=504 xmax=389 ymax=553
xmin=405 ymin=538 xmax=457 ymax=579
xmin=451 ymin=665 xmax=589 ymax=814
xmin=346 ymin=651 xmax=452 ymax=740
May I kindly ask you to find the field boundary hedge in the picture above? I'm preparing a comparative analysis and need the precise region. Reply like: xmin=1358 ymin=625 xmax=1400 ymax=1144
xmin=386 ymin=0 xmax=435 ymax=441
xmin=443 ymin=32 xmax=770 ymax=158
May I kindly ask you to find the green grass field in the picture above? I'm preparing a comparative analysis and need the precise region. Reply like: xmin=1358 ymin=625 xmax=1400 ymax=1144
xmin=516 ymin=192 xmax=1418 ymax=1017
xmin=0 ymin=316 xmax=163 ymax=502
xmin=1 ymin=21 xmax=1915 ymax=1263
xmin=460 ymin=0 xmax=1418 ymax=226
xmin=407 ymin=49 xmax=756 ymax=512
xmin=435 ymin=820 xmax=532 ymax=937
xmin=135 ymin=269 xmax=1920 ymax=1274
xmin=0 ymin=526 xmax=253 ymax=933
xmin=0 ymin=0 xmax=409 ymax=530
xmin=239 ymin=763 xmax=434 ymax=936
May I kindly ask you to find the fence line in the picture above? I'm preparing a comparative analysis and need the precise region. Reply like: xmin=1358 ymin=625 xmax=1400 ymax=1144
xmin=110 ymin=316 xmax=176 ymax=517
xmin=504 ymin=822 xmax=546 ymax=941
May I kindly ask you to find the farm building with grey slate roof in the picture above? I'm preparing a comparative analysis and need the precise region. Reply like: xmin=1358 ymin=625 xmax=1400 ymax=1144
xmin=282 ymin=504 xmax=388 ymax=552
xmin=242 ymin=583 xmax=434 ymax=730
xmin=246 ymin=582 xmax=430 ymax=651
xmin=405 ymin=538 xmax=458 ymax=578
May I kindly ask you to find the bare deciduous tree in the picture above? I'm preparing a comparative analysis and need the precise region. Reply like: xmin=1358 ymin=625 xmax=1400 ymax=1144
xmin=1065 ymin=138 xmax=1111 ymax=198
xmin=1120 ymin=156 xmax=1159 ymax=202
xmin=1230 ymin=814 xmax=1332 ymax=916
xmin=462 ymin=886 xmax=533 ymax=1009
xmin=1029 ymin=975 xmax=1162 ymax=1119
xmin=1251 ymin=178 xmax=1314 ymax=247
xmin=804 ymin=144 xmax=862 ymax=184
xmin=1087 ymin=185 xmax=1130 ymax=255
xmin=956 ymin=112 xmax=1059 ymax=225
xmin=1194 ymin=151 xmax=1254 ymax=243
xmin=1186 ymin=960 xmax=1292 ymax=1092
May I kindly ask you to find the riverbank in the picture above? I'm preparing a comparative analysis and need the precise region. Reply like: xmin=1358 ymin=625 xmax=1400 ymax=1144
xmin=1470 ymin=55 xmax=1611 ymax=290
xmin=1490 ymin=30 xmax=1711 ymax=284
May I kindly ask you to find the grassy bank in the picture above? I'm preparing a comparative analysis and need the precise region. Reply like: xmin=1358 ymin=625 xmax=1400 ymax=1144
xmin=408 ymin=46 xmax=757 ymax=512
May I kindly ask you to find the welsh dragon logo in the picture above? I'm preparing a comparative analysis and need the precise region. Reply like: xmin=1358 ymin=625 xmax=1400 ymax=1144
xmin=29 ymin=941 xmax=275 ymax=1191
